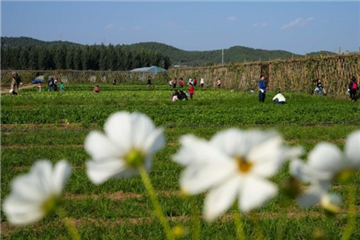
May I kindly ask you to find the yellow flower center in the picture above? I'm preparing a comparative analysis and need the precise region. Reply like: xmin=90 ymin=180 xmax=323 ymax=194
xmin=334 ymin=169 xmax=354 ymax=183
xmin=235 ymin=156 xmax=253 ymax=173
xmin=172 ymin=226 xmax=185 ymax=238
xmin=321 ymin=195 xmax=341 ymax=215
xmin=125 ymin=149 xmax=146 ymax=168
xmin=42 ymin=195 xmax=60 ymax=215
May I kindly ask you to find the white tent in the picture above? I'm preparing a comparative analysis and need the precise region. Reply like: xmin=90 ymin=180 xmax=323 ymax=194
xmin=130 ymin=66 xmax=167 ymax=80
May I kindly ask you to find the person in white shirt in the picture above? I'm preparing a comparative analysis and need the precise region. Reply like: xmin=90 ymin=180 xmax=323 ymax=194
xmin=200 ymin=77 xmax=205 ymax=88
xmin=273 ymin=92 xmax=286 ymax=104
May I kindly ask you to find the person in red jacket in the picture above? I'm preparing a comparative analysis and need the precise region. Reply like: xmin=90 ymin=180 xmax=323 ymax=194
xmin=93 ymin=85 xmax=100 ymax=93
xmin=188 ymin=83 xmax=195 ymax=100
xmin=179 ymin=78 xmax=184 ymax=88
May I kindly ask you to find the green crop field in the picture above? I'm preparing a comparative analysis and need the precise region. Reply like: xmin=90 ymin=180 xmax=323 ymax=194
xmin=1 ymin=83 xmax=360 ymax=240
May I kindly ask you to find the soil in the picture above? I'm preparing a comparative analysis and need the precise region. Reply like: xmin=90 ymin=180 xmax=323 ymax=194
xmin=1 ymin=84 xmax=36 ymax=94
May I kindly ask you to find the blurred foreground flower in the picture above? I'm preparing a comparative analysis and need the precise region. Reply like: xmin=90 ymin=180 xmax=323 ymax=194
xmin=3 ymin=160 xmax=71 ymax=225
xmin=290 ymin=130 xmax=360 ymax=207
xmin=173 ymin=129 xmax=302 ymax=221
xmin=85 ymin=111 xmax=165 ymax=185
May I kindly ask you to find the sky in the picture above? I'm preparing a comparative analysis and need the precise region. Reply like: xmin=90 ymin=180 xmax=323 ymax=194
xmin=1 ymin=1 xmax=359 ymax=55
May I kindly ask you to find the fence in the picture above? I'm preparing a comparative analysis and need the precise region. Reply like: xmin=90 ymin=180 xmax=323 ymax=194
xmin=167 ymin=53 xmax=360 ymax=96
xmin=2 ymin=53 xmax=359 ymax=97
xmin=0 ymin=70 xmax=169 ymax=85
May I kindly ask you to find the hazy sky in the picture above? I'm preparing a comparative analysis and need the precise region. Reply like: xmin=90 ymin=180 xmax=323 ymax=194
xmin=1 ymin=1 xmax=359 ymax=55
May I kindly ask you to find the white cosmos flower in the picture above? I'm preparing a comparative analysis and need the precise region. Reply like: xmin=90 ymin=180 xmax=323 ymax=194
xmin=3 ymin=160 xmax=71 ymax=226
xmin=85 ymin=111 xmax=165 ymax=185
xmin=173 ymin=129 xmax=301 ymax=221
xmin=290 ymin=130 xmax=360 ymax=207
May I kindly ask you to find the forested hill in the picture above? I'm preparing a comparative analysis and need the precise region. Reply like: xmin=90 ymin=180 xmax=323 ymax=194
xmin=1 ymin=37 xmax=336 ymax=68
xmin=1 ymin=36 xmax=80 ymax=47
xmin=127 ymin=42 xmax=305 ymax=66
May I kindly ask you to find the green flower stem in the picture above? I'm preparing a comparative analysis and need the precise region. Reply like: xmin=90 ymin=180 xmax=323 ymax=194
xmin=190 ymin=197 xmax=201 ymax=240
xmin=138 ymin=166 xmax=175 ymax=240
xmin=340 ymin=185 xmax=356 ymax=240
xmin=57 ymin=207 xmax=81 ymax=240
xmin=233 ymin=205 xmax=246 ymax=240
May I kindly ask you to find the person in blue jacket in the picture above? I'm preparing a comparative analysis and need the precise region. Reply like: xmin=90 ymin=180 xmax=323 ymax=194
xmin=259 ymin=75 xmax=266 ymax=102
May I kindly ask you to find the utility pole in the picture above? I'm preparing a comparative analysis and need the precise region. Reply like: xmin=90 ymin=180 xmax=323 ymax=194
xmin=222 ymin=49 xmax=224 ymax=65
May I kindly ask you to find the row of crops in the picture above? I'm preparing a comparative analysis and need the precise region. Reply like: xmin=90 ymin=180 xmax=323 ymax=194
xmin=1 ymin=83 xmax=359 ymax=239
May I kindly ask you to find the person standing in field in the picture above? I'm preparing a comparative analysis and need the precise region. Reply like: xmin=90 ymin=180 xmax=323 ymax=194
xmin=188 ymin=83 xmax=195 ymax=100
xmin=348 ymin=76 xmax=358 ymax=102
xmin=179 ymin=78 xmax=184 ymax=88
xmin=172 ymin=78 xmax=177 ymax=88
xmin=48 ymin=78 xmax=54 ymax=92
xmin=259 ymin=75 xmax=266 ymax=102
xmin=217 ymin=78 xmax=222 ymax=89
xmin=60 ymin=82 xmax=65 ymax=92
xmin=54 ymin=78 xmax=58 ymax=91
xmin=193 ymin=78 xmax=197 ymax=87
xmin=200 ymin=77 xmax=205 ymax=88
xmin=10 ymin=72 xmax=22 ymax=95
xmin=38 ymin=82 xmax=42 ymax=92
xmin=147 ymin=77 xmax=152 ymax=88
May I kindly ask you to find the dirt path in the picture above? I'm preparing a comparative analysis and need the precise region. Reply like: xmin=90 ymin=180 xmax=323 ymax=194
xmin=1 ymin=84 xmax=36 ymax=94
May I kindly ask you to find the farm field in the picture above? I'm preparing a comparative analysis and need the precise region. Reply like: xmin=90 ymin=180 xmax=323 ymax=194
xmin=1 ymin=83 xmax=360 ymax=239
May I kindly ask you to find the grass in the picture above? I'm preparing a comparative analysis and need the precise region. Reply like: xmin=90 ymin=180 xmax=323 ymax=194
xmin=1 ymin=83 xmax=360 ymax=239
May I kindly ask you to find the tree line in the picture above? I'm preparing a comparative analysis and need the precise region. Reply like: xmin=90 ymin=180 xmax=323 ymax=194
xmin=1 ymin=44 xmax=172 ymax=71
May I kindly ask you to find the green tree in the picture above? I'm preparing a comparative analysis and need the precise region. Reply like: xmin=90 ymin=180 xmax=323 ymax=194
xmin=28 ymin=46 xmax=39 ymax=70
xmin=66 ymin=46 xmax=75 ymax=70
xmin=54 ymin=45 xmax=66 ymax=70
xmin=73 ymin=46 xmax=82 ymax=70
xmin=19 ymin=46 xmax=29 ymax=69
xmin=1 ymin=46 xmax=10 ymax=69
xmin=81 ymin=46 xmax=90 ymax=70
xmin=99 ymin=44 xmax=108 ymax=70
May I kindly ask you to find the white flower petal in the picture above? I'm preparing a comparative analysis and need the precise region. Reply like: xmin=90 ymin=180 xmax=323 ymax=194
xmin=344 ymin=130 xmax=360 ymax=168
xmin=210 ymin=129 xmax=249 ymax=157
xmin=104 ymin=112 xmax=132 ymax=152
xmin=243 ymin=130 xmax=278 ymax=154
xmin=204 ymin=175 xmax=242 ymax=222
xmin=173 ymin=134 xmax=215 ymax=166
xmin=85 ymin=131 xmax=123 ymax=161
xmin=297 ymin=182 xmax=329 ymax=207
xmin=51 ymin=160 xmax=72 ymax=195
xmin=5 ymin=206 xmax=44 ymax=226
xmin=180 ymin=161 xmax=236 ymax=195
xmin=11 ymin=175 xmax=46 ymax=202
xmin=290 ymin=159 xmax=313 ymax=183
xmin=3 ymin=160 xmax=70 ymax=226
xmin=239 ymin=176 xmax=278 ymax=213
xmin=86 ymin=158 xmax=130 ymax=185
xmin=31 ymin=160 xmax=53 ymax=195
xmin=247 ymin=136 xmax=284 ymax=177
xmin=130 ymin=112 xmax=156 ymax=148
xmin=143 ymin=128 xmax=165 ymax=154
xmin=307 ymin=143 xmax=343 ymax=179
xmin=3 ymin=196 xmax=40 ymax=215
xmin=174 ymin=134 xmax=228 ymax=167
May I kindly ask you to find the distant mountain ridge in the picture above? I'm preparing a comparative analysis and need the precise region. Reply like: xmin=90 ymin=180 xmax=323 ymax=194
xmin=1 ymin=36 xmax=336 ymax=66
